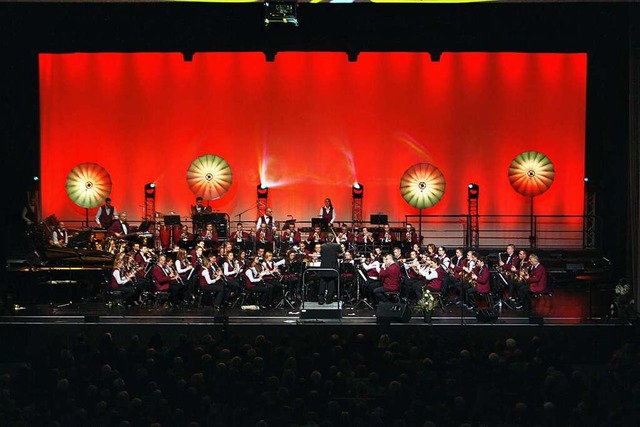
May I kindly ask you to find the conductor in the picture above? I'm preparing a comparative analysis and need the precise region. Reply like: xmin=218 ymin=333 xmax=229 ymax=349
xmin=318 ymin=234 xmax=343 ymax=305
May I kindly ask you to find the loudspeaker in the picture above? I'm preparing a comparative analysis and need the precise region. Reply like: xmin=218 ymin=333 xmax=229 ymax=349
xmin=376 ymin=302 xmax=412 ymax=323
xmin=475 ymin=308 xmax=498 ymax=323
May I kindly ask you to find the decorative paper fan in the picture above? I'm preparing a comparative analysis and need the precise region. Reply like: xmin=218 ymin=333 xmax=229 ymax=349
xmin=186 ymin=154 xmax=233 ymax=200
xmin=508 ymin=151 xmax=555 ymax=197
xmin=65 ymin=163 xmax=112 ymax=208
xmin=400 ymin=163 xmax=446 ymax=209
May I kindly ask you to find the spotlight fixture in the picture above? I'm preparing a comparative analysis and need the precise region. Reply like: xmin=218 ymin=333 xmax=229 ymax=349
xmin=347 ymin=50 xmax=360 ymax=63
xmin=257 ymin=184 xmax=269 ymax=197
xmin=584 ymin=177 xmax=590 ymax=183
xmin=33 ymin=176 xmax=39 ymax=181
xmin=264 ymin=1 xmax=298 ymax=27
xmin=352 ymin=182 xmax=364 ymax=198
xmin=467 ymin=183 xmax=479 ymax=199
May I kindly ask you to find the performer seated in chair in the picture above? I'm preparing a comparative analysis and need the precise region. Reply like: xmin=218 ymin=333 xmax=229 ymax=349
xmin=307 ymin=225 xmax=326 ymax=246
xmin=371 ymin=254 xmax=401 ymax=305
xmin=465 ymin=257 xmax=491 ymax=310
xmin=231 ymin=222 xmax=251 ymax=252
xmin=110 ymin=255 xmax=137 ymax=305
xmin=51 ymin=221 xmax=69 ymax=247
xmin=200 ymin=223 xmax=218 ymax=250
xmin=517 ymin=253 xmax=547 ymax=311
xmin=508 ymin=249 xmax=529 ymax=303
xmin=107 ymin=212 xmax=131 ymax=238
xmin=244 ymin=256 xmax=274 ymax=308
xmin=151 ymin=254 xmax=186 ymax=306
xmin=281 ymin=250 xmax=302 ymax=301
xmin=280 ymin=221 xmax=301 ymax=252
xmin=404 ymin=250 xmax=426 ymax=301
xmin=200 ymin=257 xmax=226 ymax=308
xmin=256 ymin=222 xmax=275 ymax=252
xmin=222 ymin=251 xmax=243 ymax=297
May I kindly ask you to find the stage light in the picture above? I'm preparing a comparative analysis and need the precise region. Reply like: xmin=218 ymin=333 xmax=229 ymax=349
xmin=257 ymin=184 xmax=269 ymax=198
xmin=347 ymin=51 xmax=360 ymax=63
xmin=352 ymin=182 xmax=364 ymax=198
xmin=150 ymin=183 xmax=155 ymax=188
xmin=584 ymin=177 xmax=589 ymax=183
xmin=467 ymin=183 xmax=479 ymax=199
xmin=264 ymin=1 xmax=298 ymax=27
xmin=33 ymin=176 xmax=39 ymax=181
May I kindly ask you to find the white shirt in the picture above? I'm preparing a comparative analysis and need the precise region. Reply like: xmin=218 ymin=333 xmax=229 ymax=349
xmin=201 ymin=267 xmax=220 ymax=285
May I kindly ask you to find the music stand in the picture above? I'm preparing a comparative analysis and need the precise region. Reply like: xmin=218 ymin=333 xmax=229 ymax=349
xmin=370 ymin=214 xmax=388 ymax=225
xmin=312 ymin=217 xmax=329 ymax=232
xmin=163 ymin=215 xmax=181 ymax=226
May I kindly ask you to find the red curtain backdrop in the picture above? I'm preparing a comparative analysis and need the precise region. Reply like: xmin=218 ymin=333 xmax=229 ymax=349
xmin=39 ymin=52 xmax=586 ymax=226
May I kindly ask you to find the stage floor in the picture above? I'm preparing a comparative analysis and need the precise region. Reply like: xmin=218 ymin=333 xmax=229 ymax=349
xmin=1 ymin=283 xmax=619 ymax=326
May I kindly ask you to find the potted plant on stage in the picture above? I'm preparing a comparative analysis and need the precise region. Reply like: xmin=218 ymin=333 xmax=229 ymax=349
xmin=416 ymin=288 xmax=436 ymax=323
xmin=610 ymin=278 xmax=636 ymax=323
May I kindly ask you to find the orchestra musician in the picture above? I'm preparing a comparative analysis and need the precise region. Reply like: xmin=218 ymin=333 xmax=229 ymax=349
xmin=336 ymin=223 xmax=354 ymax=247
xmin=191 ymin=196 xmax=212 ymax=216
xmin=51 ymin=221 xmax=69 ymax=247
xmin=280 ymin=221 xmax=301 ymax=251
xmin=508 ymin=249 xmax=528 ymax=303
xmin=151 ymin=254 xmax=185 ymax=306
xmin=517 ymin=253 xmax=547 ymax=311
xmin=199 ymin=257 xmax=226 ymax=308
xmin=402 ymin=223 xmax=419 ymax=250
xmin=256 ymin=222 xmax=275 ymax=252
xmin=231 ymin=222 xmax=251 ymax=251
xmin=425 ymin=243 xmax=437 ymax=261
xmin=281 ymin=250 xmax=302 ymax=301
xmin=465 ymin=256 xmax=491 ymax=310
xmin=498 ymin=244 xmax=518 ymax=272
xmin=403 ymin=250 xmax=426 ymax=300
xmin=261 ymin=251 xmax=283 ymax=295
xmin=200 ymin=223 xmax=218 ymax=249
xmin=307 ymin=225 xmax=326 ymax=246
xmin=107 ymin=212 xmax=131 ymax=238
xmin=447 ymin=248 xmax=466 ymax=303
xmin=420 ymin=258 xmax=446 ymax=293
xmin=175 ymin=248 xmax=197 ymax=299
xmin=435 ymin=246 xmax=451 ymax=270
xmin=452 ymin=250 xmax=477 ymax=305
xmin=362 ymin=252 xmax=382 ymax=300
xmin=256 ymin=207 xmax=276 ymax=232
xmin=110 ymin=255 xmax=137 ymax=305
xmin=356 ymin=226 xmax=376 ymax=246
xmin=392 ymin=247 xmax=405 ymax=263
xmin=96 ymin=197 xmax=117 ymax=229
xmin=379 ymin=224 xmax=394 ymax=250
xmin=371 ymin=254 xmax=402 ymax=305
xmin=178 ymin=225 xmax=193 ymax=248
xmin=244 ymin=256 xmax=274 ymax=308
xmin=319 ymin=198 xmax=336 ymax=226
xmin=131 ymin=242 xmax=153 ymax=281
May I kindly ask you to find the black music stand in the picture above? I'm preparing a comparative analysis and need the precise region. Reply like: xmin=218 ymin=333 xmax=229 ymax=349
xmin=370 ymin=214 xmax=388 ymax=225
xmin=163 ymin=215 xmax=181 ymax=226
xmin=312 ymin=217 xmax=329 ymax=232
